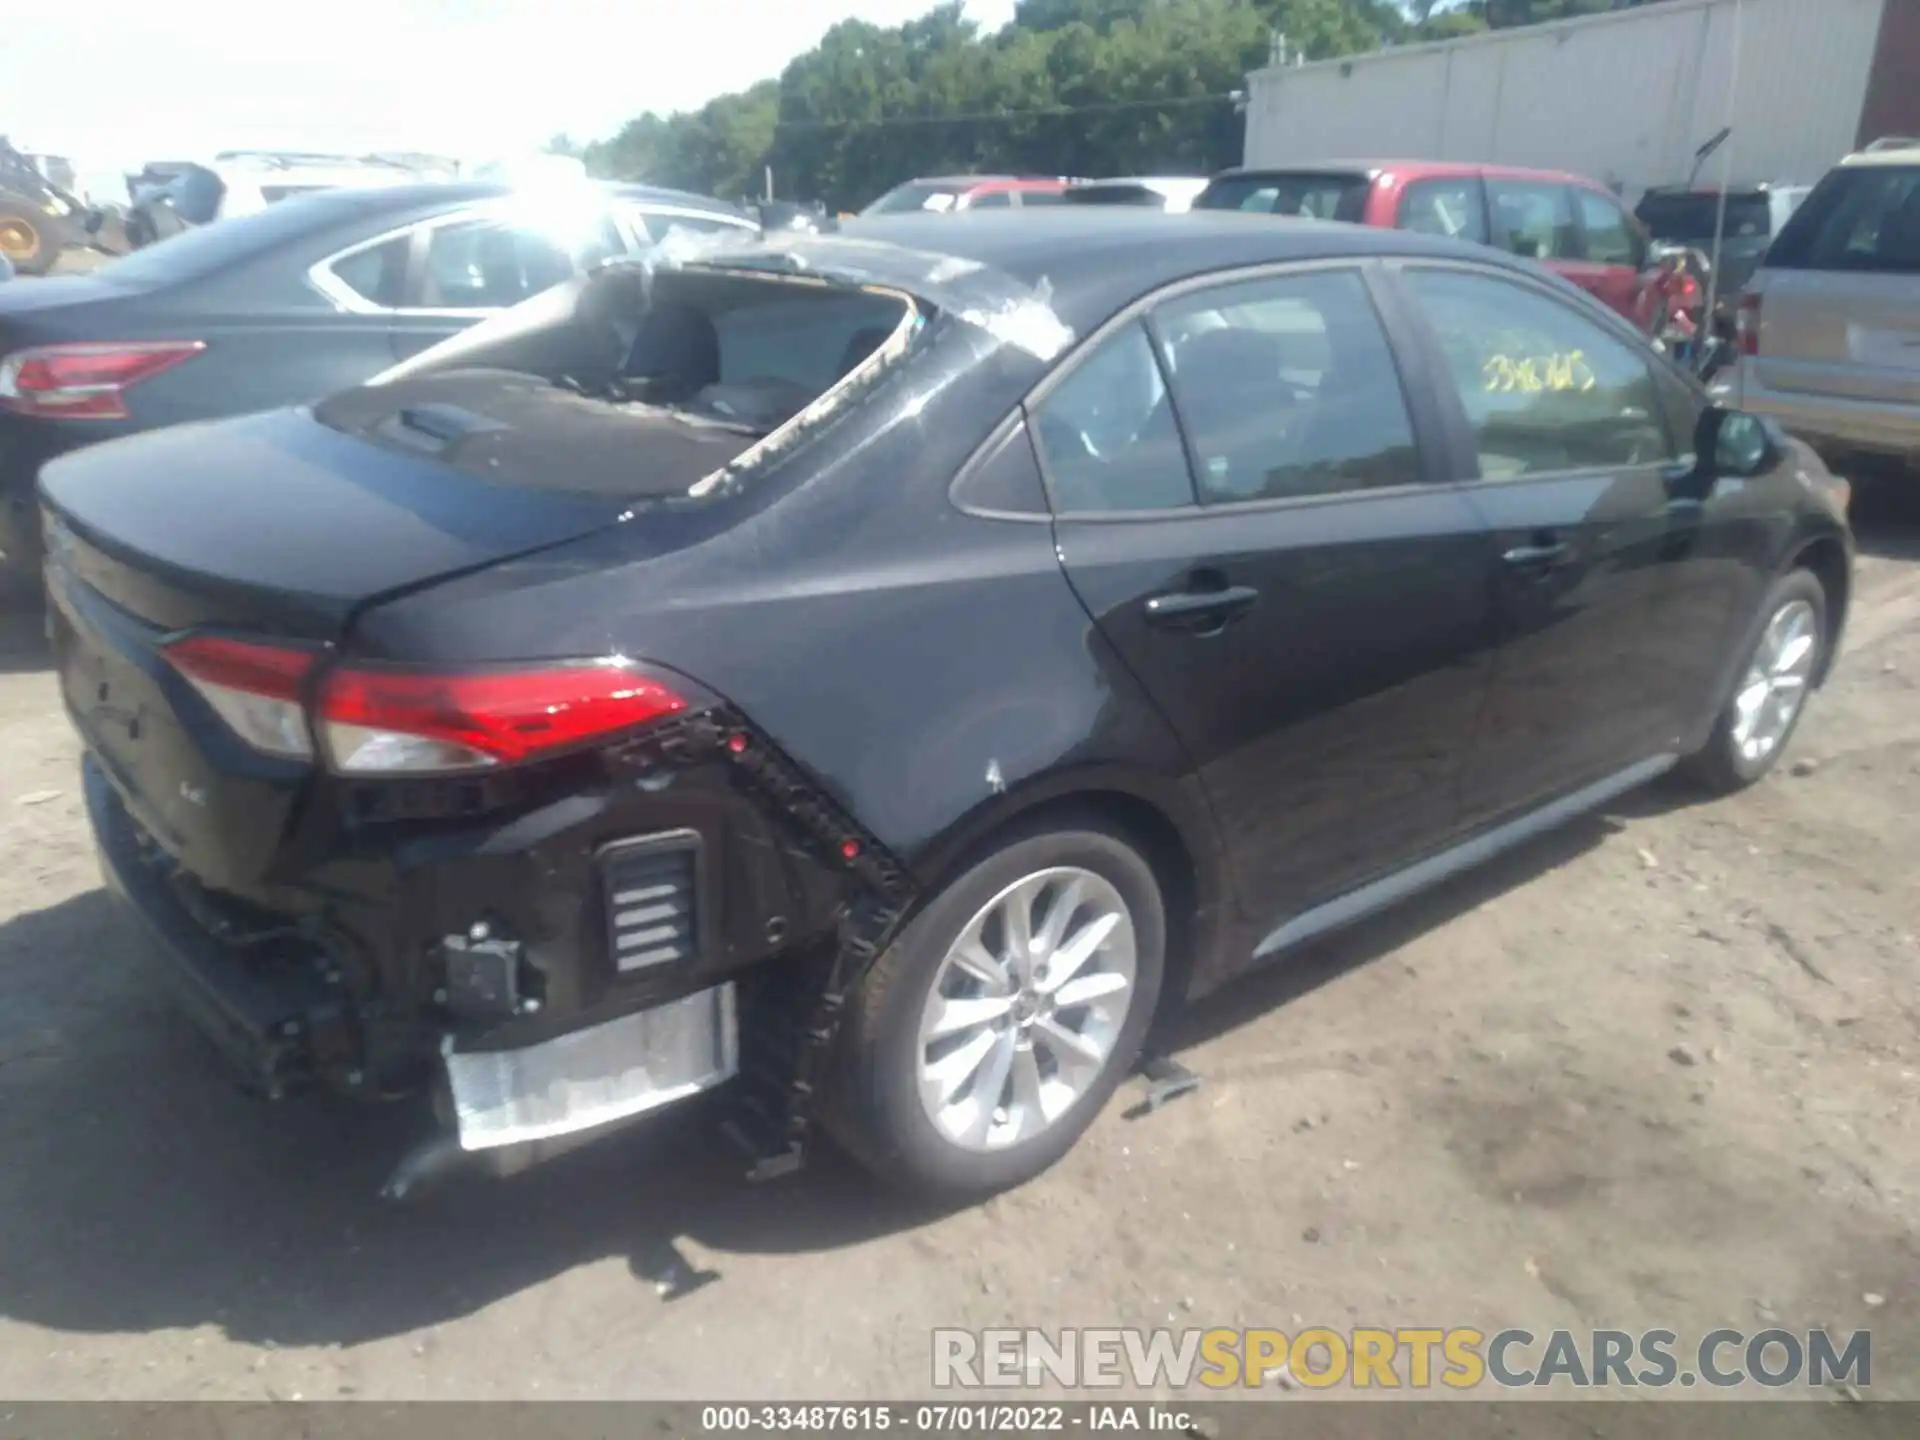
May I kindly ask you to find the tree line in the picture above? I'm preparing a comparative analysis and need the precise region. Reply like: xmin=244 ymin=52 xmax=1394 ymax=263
xmin=577 ymin=0 xmax=1675 ymax=212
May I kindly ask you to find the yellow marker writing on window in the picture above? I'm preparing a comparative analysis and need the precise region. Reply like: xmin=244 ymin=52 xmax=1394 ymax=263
xmin=1482 ymin=349 xmax=1596 ymax=394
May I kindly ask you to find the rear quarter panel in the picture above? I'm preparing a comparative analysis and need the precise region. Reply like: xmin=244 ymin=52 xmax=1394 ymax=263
xmin=348 ymin=334 xmax=1229 ymax=924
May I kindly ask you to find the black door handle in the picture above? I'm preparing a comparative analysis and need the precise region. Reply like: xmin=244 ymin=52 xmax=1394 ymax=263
xmin=1145 ymin=584 xmax=1259 ymax=631
xmin=1502 ymin=540 xmax=1572 ymax=568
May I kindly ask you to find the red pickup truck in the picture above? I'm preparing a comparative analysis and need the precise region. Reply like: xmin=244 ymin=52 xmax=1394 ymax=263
xmin=1197 ymin=160 xmax=1657 ymax=325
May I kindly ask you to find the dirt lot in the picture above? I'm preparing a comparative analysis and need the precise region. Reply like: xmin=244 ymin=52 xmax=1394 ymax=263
xmin=1 ymin=491 xmax=1918 ymax=1407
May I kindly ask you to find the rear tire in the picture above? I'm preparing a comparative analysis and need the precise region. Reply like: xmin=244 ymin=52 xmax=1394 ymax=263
xmin=826 ymin=821 xmax=1165 ymax=1199
xmin=1677 ymin=568 xmax=1827 ymax=795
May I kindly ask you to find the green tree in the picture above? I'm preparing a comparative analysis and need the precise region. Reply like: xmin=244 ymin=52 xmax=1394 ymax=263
xmin=585 ymin=0 xmax=1501 ymax=212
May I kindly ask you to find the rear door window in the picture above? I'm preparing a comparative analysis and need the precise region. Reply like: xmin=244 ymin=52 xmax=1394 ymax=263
xmin=1398 ymin=178 xmax=1488 ymax=246
xmin=863 ymin=181 xmax=964 ymax=215
xmin=967 ymin=191 xmax=1014 ymax=209
xmin=1767 ymin=165 xmax=1920 ymax=274
xmin=1153 ymin=269 xmax=1420 ymax=503
xmin=1573 ymin=189 xmax=1644 ymax=267
xmin=415 ymin=220 xmax=575 ymax=309
xmin=1029 ymin=322 xmax=1194 ymax=513
xmin=1486 ymin=180 xmax=1579 ymax=261
xmin=1197 ymin=172 xmax=1371 ymax=222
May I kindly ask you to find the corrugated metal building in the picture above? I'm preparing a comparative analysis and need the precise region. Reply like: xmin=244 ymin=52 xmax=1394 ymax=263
xmin=1242 ymin=0 xmax=1920 ymax=201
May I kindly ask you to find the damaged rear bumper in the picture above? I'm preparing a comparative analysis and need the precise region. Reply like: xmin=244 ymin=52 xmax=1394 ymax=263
xmin=89 ymin=754 xmax=334 ymax=1098
xmin=88 ymin=753 xmax=744 ymax=1158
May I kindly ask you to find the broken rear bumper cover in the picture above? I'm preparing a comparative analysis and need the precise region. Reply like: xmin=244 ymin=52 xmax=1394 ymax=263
xmin=86 ymin=756 xmax=756 ymax=1159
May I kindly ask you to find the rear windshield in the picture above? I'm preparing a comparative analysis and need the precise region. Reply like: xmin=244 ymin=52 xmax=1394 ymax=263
xmin=1062 ymin=184 xmax=1164 ymax=208
xmin=1195 ymin=172 xmax=1371 ymax=223
xmin=1635 ymin=191 xmax=1772 ymax=242
xmin=862 ymin=181 xmax=967 ymax=216
xmin=1765 ymin=165 xmax=1920 ymax=274
xmin=91 ymin=190 xmax=365 ymax=286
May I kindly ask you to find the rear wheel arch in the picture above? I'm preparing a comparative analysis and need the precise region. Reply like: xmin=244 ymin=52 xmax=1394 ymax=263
xmin=1788 ymin=534 xmax=1849 ymax=685
xmin=904 ymin=779 xmax=1218 ymax=1031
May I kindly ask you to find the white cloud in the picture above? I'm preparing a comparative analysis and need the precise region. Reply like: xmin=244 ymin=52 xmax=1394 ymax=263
xmin=2 ymin=0 xmax=1017 ymax=174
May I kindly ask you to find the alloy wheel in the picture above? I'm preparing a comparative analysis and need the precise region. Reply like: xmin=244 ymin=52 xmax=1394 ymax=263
xmin=1731 ymin=597 xmax=1819 ymax=765
xmin=915 ymin=866 xmax=1137 ymax=1152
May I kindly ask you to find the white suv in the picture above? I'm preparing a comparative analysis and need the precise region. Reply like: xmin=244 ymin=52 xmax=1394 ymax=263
xmin=1729 ymin=138 xmax=1920 ymax=464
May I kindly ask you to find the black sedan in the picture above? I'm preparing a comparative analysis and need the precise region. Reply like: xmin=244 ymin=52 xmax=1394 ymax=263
xmin=0 ymin=179 xmax=755 ymax=582
xmin=37 ymin=210 xmax=1852 ymax=1199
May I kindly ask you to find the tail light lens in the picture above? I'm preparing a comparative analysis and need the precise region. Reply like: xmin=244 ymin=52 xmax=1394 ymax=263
xmin=317 ymin=661 xmax=689 ymax=774
xmin=163 ymin=639 xmax=689 ymax=775
xmin=0 ymin=341 xmax=206 ymax=419
xmin=163 ymin=635 xmax=319 ymax=761
xmin=1737 ymin=292 xmax=1763 ymax=357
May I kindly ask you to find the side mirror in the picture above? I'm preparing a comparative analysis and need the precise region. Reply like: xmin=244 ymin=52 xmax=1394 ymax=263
xmin=1696 ymin=406 xmax=1778 ymax=479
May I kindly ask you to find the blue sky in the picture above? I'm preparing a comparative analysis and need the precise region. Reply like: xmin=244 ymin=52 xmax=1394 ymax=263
xmin=4 ymin=0 xmax=1018 ymax=175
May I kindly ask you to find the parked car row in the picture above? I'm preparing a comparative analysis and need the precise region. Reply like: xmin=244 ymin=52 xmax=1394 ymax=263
xmin=0 ymin=179 xmax=759 ymax=578
xmin=19 ymin=145 xmax=1854 ymax=1202
xmin=880 ymin=139 xmax=1920 ymax=469
xmin=870 ymin=161 xmax=1681 ymax=335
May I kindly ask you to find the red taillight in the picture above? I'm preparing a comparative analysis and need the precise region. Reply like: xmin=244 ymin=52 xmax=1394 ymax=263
xmin=1737 ymin=292 xmax=1763 ymax=357
xmin=0 ymin=341 xmax=206 ymax=419
xmin=162 ymin=635 xmax=319 ymax=761
xmin=317 ymin=661 xmax=689 ymax=774
xmin=162 ymin=638 xmax=689 ymax=774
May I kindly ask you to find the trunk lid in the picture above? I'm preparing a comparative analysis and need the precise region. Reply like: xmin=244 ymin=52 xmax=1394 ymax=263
xmin=39 ymin=369 xmax=760 ymax=637
xmin=0 ymin=274 xmax=144 ymax=318
xmin=41 ymin=369 xmax=760 ymax=894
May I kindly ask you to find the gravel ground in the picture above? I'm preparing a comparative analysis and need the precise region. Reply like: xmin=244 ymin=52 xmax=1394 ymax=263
xmin=0 ymin=485 xmax=1917 ymax=1406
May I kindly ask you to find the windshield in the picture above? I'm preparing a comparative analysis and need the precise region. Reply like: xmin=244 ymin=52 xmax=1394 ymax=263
xmin=862 ymin=181 xmax=967 ymax=216
xmin=1635 ymin=192 xmax=1772 ymax=242
xmin=1196 ymin=172 xmax=1371 ymax=222
xmin=1063 ymin=184 xmax=1166 ymax=209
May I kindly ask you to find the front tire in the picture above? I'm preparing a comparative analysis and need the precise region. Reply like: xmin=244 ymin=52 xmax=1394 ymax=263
xmin=1679 ymin=568 xmax=1827 ymax=794
xmin=827 ymin=822 xmax=1165 ymax=1198
xmin=0 ymin=201 xmax=64 ymax=276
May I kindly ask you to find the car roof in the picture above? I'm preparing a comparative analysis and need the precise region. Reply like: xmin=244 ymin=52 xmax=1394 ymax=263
xmin=1639 ymin=182 xmax=1810 ymax=198
xmin=1075 ymin=176 xmax=1209 ymax=192
xmin=607 ymin=182 xmax=752 ymax=213
xmin=1212 ymin=159 xmax=1606 ymax=187
xmin=237 ymin=178 xmax=744 ymax=220
xmin=836 ymin=208 xmax=1534 ymax=328
xmin=912 ymin=175 xmax=1067 ymax=189
xmin=1843 ymin=144 xmax=1920 ymax=167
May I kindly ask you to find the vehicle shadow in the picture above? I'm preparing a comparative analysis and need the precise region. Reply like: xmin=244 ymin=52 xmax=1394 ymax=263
xmin=0 ymin=790 xmax=1669 ymax=1351
xmin=0 ymin=591 xmax=50 ymax=675
xmin=1160 ymin=794 xmax=1648 ymax=1058
xmin=1846 ymin=464 xmax=1920 ymax=562
xmin=0 ymin=887 xmax=953 ymax=1351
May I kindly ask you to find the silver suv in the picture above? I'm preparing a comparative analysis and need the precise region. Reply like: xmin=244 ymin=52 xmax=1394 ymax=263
xmin=1728 ymin=139 xmax=1920 ymax=463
